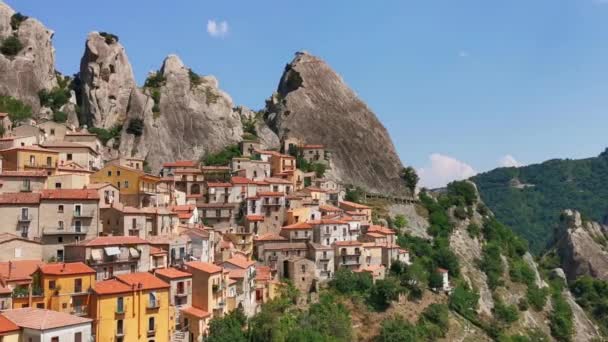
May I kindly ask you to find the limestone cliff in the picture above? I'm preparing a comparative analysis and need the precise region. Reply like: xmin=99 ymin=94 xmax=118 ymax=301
xmin=118 ymin=55 xmax=244 ymax=171
xmin=0 ymin=1 xmax=57 ymax=113
xmin=556 ymin=209 xmax=608 ymax=281
xmin=265 ymin=52 xmax=407 ymax=196
xmin=79 ymin=31 xmax=136 ymax=128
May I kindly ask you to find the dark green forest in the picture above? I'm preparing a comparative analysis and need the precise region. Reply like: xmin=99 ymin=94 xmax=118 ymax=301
xmin=471 ymin=148 xmax=608 ymax=254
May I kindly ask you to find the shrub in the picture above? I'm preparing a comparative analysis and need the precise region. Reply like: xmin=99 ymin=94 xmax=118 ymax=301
xmin=393 ymin=215 xmax=407 ymax=230
xmin=126 ymin=118 xmax=144 ymax=136
xmin=311 ymin=162 xmax=326 ymax=178
xmin=1 ymin=35 xmax=23 ymax=57
xmin=449 ymin=284 xmax=480 ymax=322
xmin=518 ymin=297 xmax=529 ymax=311
xmin=480 ymin=242 xmax=504 ymax=289
xmin=39 ymin=87 xmax=70 ymax=111
xmin=401 ymin=166 xmax=419 ymax=193
xmin=99 ymin=32 xmax=119 ymax=44
xmin=550 ymin=293 xmax=574 ymax=341
xmin=509 ymin=258 xmax=536 ymax=285
xmin=420 ymin=303 xmax=449 ymax=336
xmin=144 ymin=71 xmax=165 ymax=89
xmin=494 ymin=301 xmax=520 ymax=324
xmin=526 ymin=284 xmax=549 ymax=311
xmin=52 ymin=111 xmax=68 ymax=123
xmin=202 ymin=145 xmax=241 ymax=166
xmin=0 ymin=95 xmax=32 ymax=124
xmin=447 ymin=180 xmax=477 ymax=206
xmin=89 ymin=124 xmax=122 ymax=145
xmin=367 ymin=277 xmax=403 ymax=311
xmin=379 ymin=315 xmax=419 ymax=342
xmin=345 ymin=186 xmax=365 ymax=203
xmin=329 ymin=268 xmax=372 ymax=294
xmin=467 ymin=223 xmax=481 ymax=238
xmin=11 ymin=13 xmax=28 ymax=30
xmin=453 ymin=206 xmax=468 ymax=220
xmin=188 ymin=68 xmax=202 ymax=86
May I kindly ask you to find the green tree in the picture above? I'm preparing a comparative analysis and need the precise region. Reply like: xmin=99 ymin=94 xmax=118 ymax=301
xmin=393 ymin=215 xmax=407 ymax=230
xmin=1 ymin=35 xmax=23 ymax=56
xmin=449 ymin=284 xmax=480 ymax=322
xmin=206 ymin=310 xmax=247 ymax=342
xmin=52 ymin=111 xmax=68 ymax=123
xmin=378 ymin=315 xmax=419 ymax=342
xmin=329 ymin=268 xmax=372 ymax=294
xmin=38 ymin=87 xmax=70 ymax=111
xmin=494 ymin=301 xmax=520 ymax=324
xmin=202 ymin=145 xmax=242 ymax=166
xmin=550 ymin=293 xmax=574 ymax=342
xmin=420 ymin=303 xmax=449 ymax=337
xmin=401 ymin=166 xmax=419 ymax=193
xmin=0 ymin=95 xmax=32 ymax=124
xmin=368 ymin=277 xmax=403 ymax=311
xmin=526 ymin=284 xmax=549 ymax=311
xmin=298 ymin=294 xmax=352 ymax=341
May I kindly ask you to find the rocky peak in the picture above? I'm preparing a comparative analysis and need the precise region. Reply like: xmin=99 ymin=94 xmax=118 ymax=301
xmin=0 ymin=0 xmax=57 ymax=113
xmin=265 ymin=52 xmax=407 ymax=196
xmin=79 ymin=31 xmax=136 ymax=128
xmin=556 ymin=209 xmax=608 ymax=281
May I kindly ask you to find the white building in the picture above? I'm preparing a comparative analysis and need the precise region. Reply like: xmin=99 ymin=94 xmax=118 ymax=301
xmin=2 ymin=308 xmax=92 ymax=342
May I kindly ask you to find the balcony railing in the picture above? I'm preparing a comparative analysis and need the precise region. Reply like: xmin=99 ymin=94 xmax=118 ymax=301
xmin=147 ymin=300 xmax=160 ymax=309
xmin=147 ymin=324 xmax=157 ymax=337
xmin=73 ymin=210 xmax=95 ymax=218
xmin=71 ymin=305 xmax=88 ymax=316
xmin=43 ymin=226 xmax=89 ymax=235
xmin=116 ymin=326 xmax=126 ymax=337
xmin=17 ymin=214 xmax=32 ymax=222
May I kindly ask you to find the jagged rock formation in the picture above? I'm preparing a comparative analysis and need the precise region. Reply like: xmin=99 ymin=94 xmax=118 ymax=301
xmin=0 ymin=1 xmax=57 ymax=113
xmin=79 ymin=32 xmax=136 ymax=128
xmin=265 ymin=51 xmax=407 ymax=196
xmin=234 ymin=105 xmax=279 ymax=150
xmin=119 ymin=55 xmax=243 ymax=171
xmin=556 ymin=209 xmax=608 ymax=281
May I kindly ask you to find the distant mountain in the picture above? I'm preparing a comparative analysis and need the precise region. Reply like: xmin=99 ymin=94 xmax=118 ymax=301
xmin=471 ymin=149 xmax=608 ymax=254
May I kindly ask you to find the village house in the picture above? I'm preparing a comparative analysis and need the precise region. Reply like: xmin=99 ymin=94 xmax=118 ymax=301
xmin=284 ymin=257 xmax=316 ymax=298
xmin=254 ymin=265 xmax=280 ymax=305
xmin=91 ymin=272 xmax=172 ymax=342
xmin=339 ymin=200 xmax=372 ymax=224
xmin=239 ymin=140 xmax=263 ymax=157
xmin=38 ymin=120 xmax=71 ymax=142
xmin=2 ymin=308 xmax=92 ymax=342
xmin=334 ymin=241 xmax=363 ymax=271
xmin=154 ymin=267 xmax=192 ymax=329
xmin=100 ymin=203 xmax=177 ymax=239
xmin=200 ymin=165 xmax=231 ymax=182
xmin=84 ymin=182 xmax=119 ymax=208
xmin=10 ymin=124 xmax=43 ymax=144
xmin=149 ymin=246 xmax=169 ymax=271
xmin=260 ymin=242 xmax=308 ymax=277
xmin=0 ymin=146 xmax=59 ymax=175
xmin=0 ymin=233 xmax=42 ymax=262
xmin=0 ymin=313 xmax=19 ymax=340
xmin=107 ymin=156 xmax=145 ymax=171
xmin=90 ymin=163 xmax=161 ymax=207
xmin=0 ymin=193 xmax=41 ymax=240
xmin=170 ymin=204 xmax=199 ymax=226
xmin=231 ymin=157 xmax=270 ymax=180
xmin=63 ymin=131 xmax=103 ymax=154
xmin=179 ymin=227 xmax=214 ymax=263
xmin=0 ymin=260 xmax=45 ymax=309
xmin=0 ymin=135 xmax=38 ymax=150
xmin=147 ymin=234 xmax=192 ymax=267
xmin=38 ymin=189 xmax=100 ymax=261
xmin=197 ymin=203 xmax=237 ymax=231
xmin=40 ymin=141 xmax=102 ymax=171
xmin=63 ymin=236 xmax=151 ymax=280
xmin=46 ymin=173 xmax=89 ymax=190
xmin=0 ymin=112 xmax=12 ymax=133
xmin=311 ymin=218 xmax=354 ymax=246
xmin=307 ymin=242 xmax=334 ymax=281
xmin=221 ymin=256 xmax=257 ymax=317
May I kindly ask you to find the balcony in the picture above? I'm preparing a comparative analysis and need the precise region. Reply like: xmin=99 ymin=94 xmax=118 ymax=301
xmin=147 ymin=300 xmax=160 ymax=310
xmin=20 ymin=184 xmax=32 ymax=192
xmin=43 ymin=226 xmax=89 ymax=235
xmin=340 ymin=257 xmax=361 ymax=266
xmin=115 ymin=306 xmax=125 ymax=315
xmin=116 ymin=327 xmax=126 ymax=337
xmin=17 ymin=214 xmax=32 ymax=222
xmin=71 ymin=305 xmax=88 ymax=316
xmin=73 ymin=210 xmax=95 ymax=218
xmin=175 ymin=290 xmax=189 ymax=298
xmin=25 ymin=161 xmax=57 ymax=169
xmin=147 ymin=325 xmax=157 ymax=337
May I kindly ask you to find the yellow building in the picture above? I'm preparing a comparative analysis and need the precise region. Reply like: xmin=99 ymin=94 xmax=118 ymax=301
xmin=35 ymin=262 xmax=96 ymax=317
xmin=91 ymin=272 xmax=172 ymax=342
xmin=90 ymin=164 xmax=160 ymax=207
xmin=0 ymin=146 xmax=59 ymax=174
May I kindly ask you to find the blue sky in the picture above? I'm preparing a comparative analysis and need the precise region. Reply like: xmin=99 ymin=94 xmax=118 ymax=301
xmin=6 ymin=0 xmax=608 ymax=187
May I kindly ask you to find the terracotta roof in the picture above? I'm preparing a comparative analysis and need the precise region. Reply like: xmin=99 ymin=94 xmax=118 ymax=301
xmin=255 ymin=266 xmax=272 ymax=282
xmin=40 ymin=189 xmax=99 ymax=200
xmin=367 ymin=225 xmax=396 ymax=235
xmin=162 ymin=160 xmax=197 ymax=168
xmin=206 ymin=182 xmax=232 ymax=187
xmin=57 ymin=161 xmax=93 ymax=173
xmin=40 ymin=141 xmax=96 ymax=152
xmin=70 ymin=236 xmax=148 ymax=247
xmin=169 ymin=204 xmax=195 ymax=212
xmin=197 ymin=203 xmax=234 ymax=209
xmin=201 ymin=166 xmax=230 ymax=171
xmin=84 ymin=182 xmax=116 ymax=190
xmin=231 ymin=176 xmax=256 ymax=185
xmin=263 ymin=177 xmax=292 ymax=184
xmin=155 ymin=267 xmax=191 ymax=279
xmin=93 ymin=279 xmax=133 ymax=295
xmin=180 ymin=306 xmax=211 ymax=319
xmin=339 ymin=200 xmax=371 ymax=210
xmin=335 ymin=240 xmax=363 ymax=246
xmin=0 ymin=260 xmax=44 ymax=281
xmin=185 ymin=261 xmax=222 ymax=274
xmin=308 ymin=218 xmax=348 ymax=225
xmin=0 ymin=170 xmax=47 ymax=178
xmin=254 ymin=233 xmax=287 ymax=241
xmin=115 ymin=272 xmax=170 ymax=291
xmin=149 ymin=246 xmax=166 ymax=256
xmin=173 ymin=168 xmax=202 ymax=174
xmin=39 ymin=262 xmax=95 ymax=276
xmin=257 ymin=191 xmax=284 ymax=197
xmin=365 ymin=232 xmax=386 ymax=239
xmin=437 ymin=268 xmax=448 ymax=274
xmin=345 ymin=211 xmax=366 ymax=216
xmin=0 ymin=233 xmax=40 ymax=245
xmin=319 ymin=204 xmax=343 ymax=212
xmin=246 ymin=215 xmax=264 ymax=222
xmin=281 ymin=222 xmax=312 ymax=230
xmin=0 ymin=146 xmax=59 ymax=154
xmin=1 ymin=308 xmax=91 ymax=330
xmin=302 ymin=144 xmax=324 ymax=149
xmin=0 ymin=193 xmax=41 ymax=204
xmin=178 ymin=212 xmax=193 ymax=219
xmin=223 ymin=256 xmax=255 ymax=269
xmin=305 ymin=186 xmax=327 ymax=193
xmin=228 ymin=269 xmax=247 ymax=279
xmin=0 ymin=314 xmax=19 ymax=334
xmin=263 ymin=242 xmax=307 ymax=251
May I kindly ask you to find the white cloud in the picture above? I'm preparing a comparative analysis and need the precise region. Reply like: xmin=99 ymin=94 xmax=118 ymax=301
xmin=498 ymin=154 xmax=521 ymax=168
xmin=458 ymin=50 xmax=469 ymax=58
xmin=417 ymin=153 xmax=477 ymax=189
xmin=207 ymin=20 xmax=229 ymax=38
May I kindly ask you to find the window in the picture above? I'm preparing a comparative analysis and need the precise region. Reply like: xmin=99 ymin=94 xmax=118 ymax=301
xmin=75 ymin=332 xmax=82 ymax=342
xmin=301 ymin=265 xmax=306 ymax=273
xmin=148 ymin=316 xmax=155 ymax=331
xmin=58 ymin=221 xmax=64 ymax=230
xmin=48 ymin=280 xmax=56 ymax=290
xmin=74 ymin=278 xmax=82 ymax=293
xmin=58 ymin=237 xmax=63 ymax=243
xmin=117 ymin=170 xmax=121 ymax=176
xmin=50 ymin=128 xmax=55 ymax=135
xmin=46 ymin=157 xmax=52 ymax=167
xmin=117 ymin=319 xmax=124 ymax=334
xmin=51 ymin=337 xmax=59 ymax=342
xmin=58 ymin=205 xmax=64 ymax=213
xmin=124 ymin=180 xmax=129 ymax=188
xmin=55 ymin=182 xmax=62 ymax=189
xmin=57 ymin=249 xmax=63 ymax=261
xmin=67 ymin=153 xmax=73 ymax=161
xmin=117 ymin=182 xmax=121 ymax=188
xmin=14 ymin=248 xmax=22 ymax=258
xmin=108 ymin=170 xmax=112 ymax=176
xmin=29 ymin=155 xmax=35 ymax=166
xmin=117 ymin=297 xmax=124 ymax=313
xmin=148 ymin=292 xmax=158 ymax=308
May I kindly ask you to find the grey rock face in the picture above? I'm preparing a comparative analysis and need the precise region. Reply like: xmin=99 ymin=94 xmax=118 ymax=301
xmin=0 ymin=1 xmax=57 ymax=113
xmin=234 ymin=105 xmax=279 ymax=150
xmin=119 ymin=55 xmax=243 ymax=171
xmin=265 ymin=51 xmax=407 ymax=195
xmin=79 ymin=31 xmax=136 ymax=128
xmin=557 ymin=209 xmax=608 ymax=281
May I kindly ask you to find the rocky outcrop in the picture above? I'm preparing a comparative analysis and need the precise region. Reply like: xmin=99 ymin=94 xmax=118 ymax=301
xmin=234 ymin=105 xmax=279 ymax=150
xmin=0 ymin=1 xmax=57 ymax=113
xmin=119 ymin=55 xmax=243 ymax=171
xmin=556 ymin=209 xmax=608 ymax=281
xmin=79 ymin=31 xmax=136 ymax=128
xmin=265 ymin=51 xmax=407 ymax=196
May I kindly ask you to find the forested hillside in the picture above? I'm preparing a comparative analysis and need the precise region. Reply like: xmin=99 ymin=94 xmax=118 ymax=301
xmin=472 ymin=149 xmax=608 ymax=254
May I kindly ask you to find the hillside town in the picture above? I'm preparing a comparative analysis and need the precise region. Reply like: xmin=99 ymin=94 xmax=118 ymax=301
xmin=0 ymin=116 xmax=430 ymax=341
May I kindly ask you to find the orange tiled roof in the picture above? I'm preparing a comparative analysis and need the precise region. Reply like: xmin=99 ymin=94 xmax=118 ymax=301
xmin=228 ymin=268 xmax=247 ymax=279
xmin=185 ymin=261 xmax=222 ymax=274
xmin=339 ymin=200 xmax=371 ymax=210
xmin=0 ymin=170 xmax=47 ymax=177
xmin=308 ymin=218 xmax=348 ymax=225
xmin=0 ymin=233 xmax=40 ymax=245
xmin=368 ymin=225 xmax=396 ymax=235
xmin=335 ymin=240 xmax=363 ymax=246
xmin=304 ymin=186 xmax=327 ymax=193
xmin=0 ymin=314 xmax=19 ymax=334
xmin=0 ymin=260 xmax=44 ymax=281
xmin=206 ymin=182 xmax=232 ymax=187
xmin=180 ymin=306 xmax=211 ymax=319
xmin=246 ymin=215 xmax=264 ymax=222
xmin=257 ymin=191 xmax=284 ymax=197
xmin=155 ymin=267 xmax=191 ymax=279
xmin=263 ymin=177 xmax=292 ymax=185
xmin=162 ymin=160 xmax=197 ymax=168
xmin=231 ymin=176 xmax=255 ymax=185
xmin=0 ymin=192 xmax=41 ymax=204
xmin=93 ymin=279 xmax=133 ymax=295
xmin=1 ymin=308 xmax=91 ymax=330
xmin=169 ymin=204 xmax=195 ymax=212
xmin=254 ymin=233 xmax=287 ymax=241
xmin=115 ymin=272 xmax=170 ymax=291
xmin=365 ymin=232 xmax=386 ymax=239
xmin=40 ymin=189 xmax=99 ymax=200
xmin=149 ymin=246 xmax=167 ymax=256
xmin=255 ymin=266 xmax=272 ymax=282
xmin=223 ymin=256 xmax=255 ymax=269
xmin=319 ymin=204 xmax=343 ymax=212
xmin=0 ymin=145 xmax=59 ymax=154
xmin=39 ymin=262 xmax=95 ymax=276
xmin=281 ymin=222 xmax=312 ymax=230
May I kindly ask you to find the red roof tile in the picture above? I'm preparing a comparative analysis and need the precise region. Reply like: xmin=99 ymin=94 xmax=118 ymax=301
xmin=223 ymin=256 xmax=255 ymax=269
xmin=0 ymin=170 xmax=47 ymax=178
xmin=368 ymin=225 xmax=396 ymax=235
xmin=319 ymin=204 xmax=343 ymax=212
xmin=149 ymin=246 xmax=167 ymax=256
xmin=0 ymin=314 xmax=19 ymax=334
xmin=180 ymin=306 xmax=211 ymax=319
xmin=263 ymin=177 xmax=292 ymax=184
xmin=162 ymin=160 xmax=198 ymax=168
xmin=257 ymin=191 xmax=284 ymax=197
xmin=39 ymin=262 xmax=95 ymax=276
xmin=1 ymin=308 xmax=91 ymax=330
xmin=231 ymin=176 xmax=255 ymax=185
xmin=281 ymin=222 xmax=312 ymax=230
xmin=246 ymin=215 xmax=264 ymax=222
xmin=0 ymin=192 xmax=41 ymax=204
xmin=155 ymin=267 xmax=191 ymax=280
xmin=185 ymin=261 xmax=222 ymax=274
xmin=0 ymin=260 xmax=44 ymax=281
xmin=206 ymin=182 xmax=232 ymax=187
xmin=40 ymin=189 xmax=99 ymax=200
xmin=339 ymin=200 xmax=371 ymax=210
xmin=115 ymin=272 xmax=170 ymax=291
xmin=0 ymin=146 xmax=59 ymax=154
xmin=93 ymin=279 xmax=133 ymax=295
